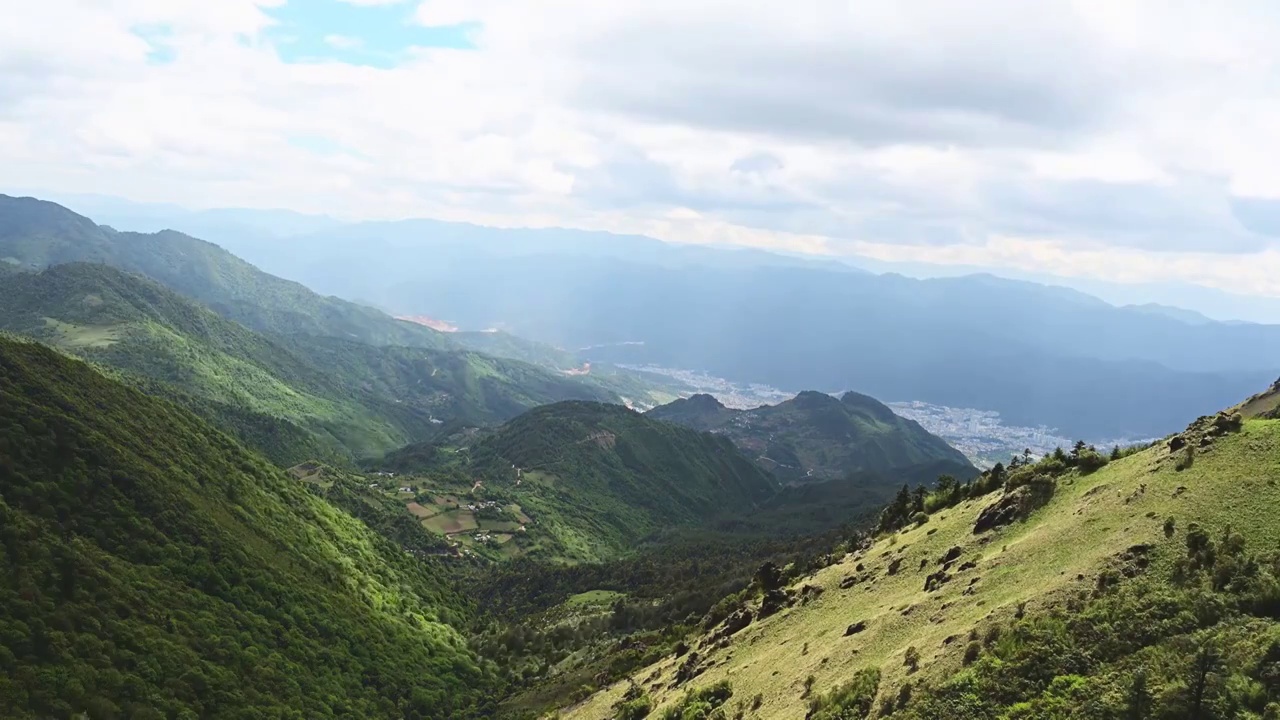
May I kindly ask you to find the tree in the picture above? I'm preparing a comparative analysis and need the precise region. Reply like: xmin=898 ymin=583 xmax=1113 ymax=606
xmin=755 ymin=562 xmax=784 ymax=593
xmin=911 ymin=486 xmax=928 ymax=513
xmin=983 ymin=461 xmax=1003 ymax=484
xmin=1126 ymin=668 xmax=1152 ymax=720
xmin=936 ymin=475 xmax=957 ymax=498
xmin=1188 ymin=642 xmax=1221 ymax=720
xmin=1071 ymin=440 xmax=1087 ymax=459
xmin=1110 ymin=445 xmax=1122 ymax=461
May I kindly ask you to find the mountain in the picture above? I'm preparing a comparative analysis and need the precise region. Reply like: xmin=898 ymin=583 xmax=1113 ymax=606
xmin=0 ymin=335 xmax=495 ymax=719
xmin=179 ymin=225 xmax=1280 ymax=438
xmin=391 ymin=401 xmax=780 ymax=562
xmin=0 ymin=263 xmax=619 ymax=465
xmin=560 ymin=393 xmax=1280 ymax=719
xmin=1123 ymin=302 xmax=1219 ymax=325
xmin=0 ymin=194 xmax=451 ymax=349
xmin=647 ymin=391 xmax=975 ymax=483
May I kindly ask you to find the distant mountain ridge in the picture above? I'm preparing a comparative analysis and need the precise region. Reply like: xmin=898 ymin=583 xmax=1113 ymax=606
xmin=119 ymin=208 xmax=1280 ymax=439
xmin=0 ymin=194 xmax=452 ymax=350
xmin=647 ymin=390 xmax=974 ymax=483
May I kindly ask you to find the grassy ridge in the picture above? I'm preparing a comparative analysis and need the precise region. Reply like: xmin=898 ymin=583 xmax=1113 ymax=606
xmin=0 ymin=336 xmax=495 ymax=718
xmin=564 ymin=412 xmax=1280 ymax=719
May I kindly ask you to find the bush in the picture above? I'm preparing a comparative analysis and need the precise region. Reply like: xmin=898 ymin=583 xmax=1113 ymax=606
xmin=660 ymin=681 xmax=733 ymax=720
xmin=905 ymin=646 xmax=921 ymax=672
xmin=807 ymin=668 xmax=881 ymax=720
xmin=1075 ymin=451 xmax=1109 ymax=474
xmin=615 ymin=694 xmax=654 ymax=720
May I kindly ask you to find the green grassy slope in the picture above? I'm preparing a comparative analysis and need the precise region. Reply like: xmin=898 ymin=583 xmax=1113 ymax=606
xmin=435 ymin=401 xmax=781 ymax=562
xmin=565 ymin=407 xmax=1280 ymax=719
xmin=0 ymin=194 xmax=451 ymax=349
xmin=0 ymin=264 xmax=623 ymax=466
xmin=648 ymin=390 xmax=975 ymax=483
xmin=0 ymin=336 xmax=495 ymax=719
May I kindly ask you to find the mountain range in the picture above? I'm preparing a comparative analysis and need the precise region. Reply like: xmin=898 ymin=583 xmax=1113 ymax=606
xmin=61 ymin=199 xmax=1280 ymax=440
xmin=646 ymin=391 xmax=974 ymax=483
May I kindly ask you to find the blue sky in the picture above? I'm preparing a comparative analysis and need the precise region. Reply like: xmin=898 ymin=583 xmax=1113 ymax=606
xmin=266 ymin=0 xmax=476 ymax=67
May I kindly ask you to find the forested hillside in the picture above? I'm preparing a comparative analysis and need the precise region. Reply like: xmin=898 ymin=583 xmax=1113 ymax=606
xmin=392 ymin=401 xmax=781 ymax=562
xmin=0 ymin=336 xmax=495 ymax=719
xmin=0 ymin=263 xmax=621 ymax=465
xmin=648 ymin=391 xmax=974 ymax=483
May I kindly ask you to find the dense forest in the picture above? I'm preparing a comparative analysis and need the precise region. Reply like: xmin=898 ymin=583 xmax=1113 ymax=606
xmin=0 ymin=337 xmax=496 ymax=719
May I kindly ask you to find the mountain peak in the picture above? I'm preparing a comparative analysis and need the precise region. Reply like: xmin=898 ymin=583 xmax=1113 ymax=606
xmin=684 ymin=393 xmax=727 ymax=410
xmin=790 ymin=389 xmax=838 ymax=408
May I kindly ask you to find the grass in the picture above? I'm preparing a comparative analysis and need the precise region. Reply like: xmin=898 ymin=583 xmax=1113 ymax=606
xmin=564 ymin=590 xmax=626 ymax=608
xmin=563 ymin=419 xmax=1280 ymax=720
xmin=422 ymin=509 xmax=479 ymax=535
xmin=41 ymin=317 xmax=123 ymax=348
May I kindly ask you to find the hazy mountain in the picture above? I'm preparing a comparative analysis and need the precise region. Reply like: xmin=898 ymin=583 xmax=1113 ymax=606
xmin=647 ymin=391 xmax=974 ymax=483
xmin=1122 ymin=302 xmax=1219 ymax=325
xmin=303 ymin=252 xmax=1274 ymax=438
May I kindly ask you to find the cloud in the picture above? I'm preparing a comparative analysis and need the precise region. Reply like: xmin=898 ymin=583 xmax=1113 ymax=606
xmin=6 ymin=0 xmax=1280 ymax=300
xmin=323 ymin=34 xmax=363 ymax=50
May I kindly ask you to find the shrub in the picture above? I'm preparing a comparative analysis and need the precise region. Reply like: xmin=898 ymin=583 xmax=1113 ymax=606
xmin=910 ymin=511 xmax=929 ymax=527
xmin=1175 ymin=446 xmax=1195 ymax=471
xmin=905 ymin=646 xmax=921 ymax=672
xmin=807 ymin=668 xmax=881 ymax=720
xmin=660 ymin=681 xmax=733 ymax=720
xmin=615 ymin=694 xmax=654 ymax=720
xmin=1075 ymin=451 xmax=1109 ymax=474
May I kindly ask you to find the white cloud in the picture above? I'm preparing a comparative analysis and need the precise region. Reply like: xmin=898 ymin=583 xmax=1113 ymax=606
xmin=6 ymin=0 xmax=1280 ymax=299
xmin=323 ymin=34 xmax=363 ymax=50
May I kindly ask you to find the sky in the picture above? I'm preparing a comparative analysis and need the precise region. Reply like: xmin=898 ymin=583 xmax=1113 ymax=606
xmin=7 ymin=1 xmax=1280 ymax=300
